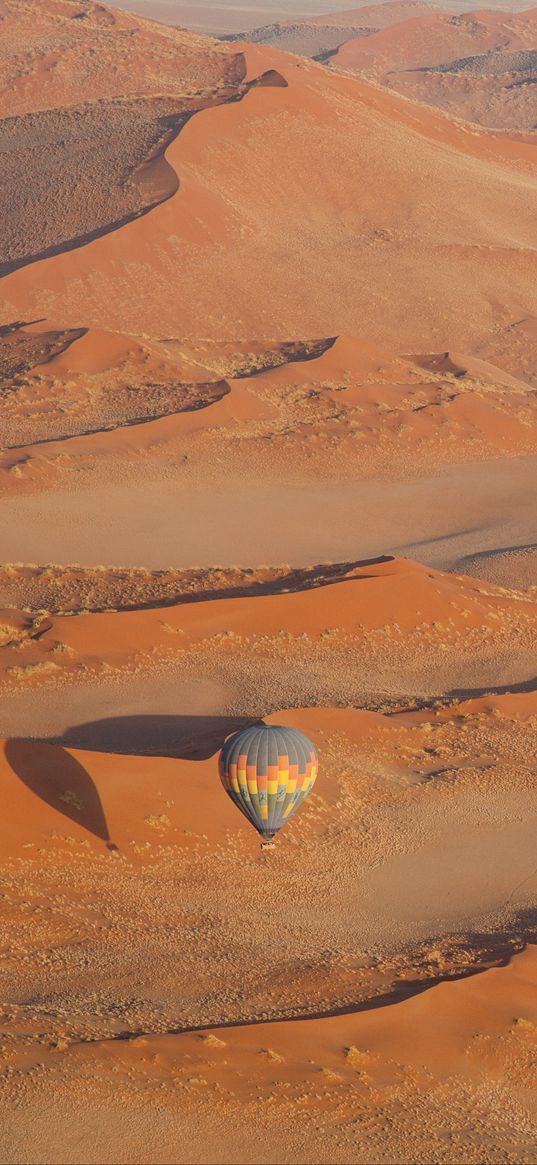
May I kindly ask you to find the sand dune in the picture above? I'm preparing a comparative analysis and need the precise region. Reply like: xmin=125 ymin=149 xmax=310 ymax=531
xmin=0 ymin=558 xmax=424 ymax=616
xmin=3 ymin=41 xmax=537 ymax=356
xmin=335 ymin=9 xmax=537 ymax=75
xmin=0 ymin=0 xmax=244 ymax=116
xmin=3 ymin=327 xmax=537 ymax=493
xmin=2 ymin=702 xmax=537 ymax=1160
xmin=1 ymin=324 xmax=328 ymax=448
xmin=227 ymin=2 xmax=441 ymax=59
xmin=331 ymin=6 xmax=537 ymax=129
xmin=2 ymin=556 xmax=537 ymax=752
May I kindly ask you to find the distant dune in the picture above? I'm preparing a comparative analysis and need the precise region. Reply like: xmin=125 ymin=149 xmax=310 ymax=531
xmin=223 ymin=2 xmax=440 ymax=57
xmin=105 ymin=0 xmax=399 ymax=34
xmin=227 ymin=2 xmax=537 ymax=130
xmin=105 ymin=0 xmax=537 ymax=35
xmin=332 ymin=6 xmax=537 ymax=128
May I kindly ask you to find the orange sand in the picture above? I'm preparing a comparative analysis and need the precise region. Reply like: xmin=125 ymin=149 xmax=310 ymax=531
xmin=332 ymin=7 xmax=537 ymax=131
xmin=2 ymin=700 xmax=537 ymax=1159
xmin=3 ymin=34 xmax=537 ymax=352
xmin=3 ymin=2 xmax=537 ymax=1162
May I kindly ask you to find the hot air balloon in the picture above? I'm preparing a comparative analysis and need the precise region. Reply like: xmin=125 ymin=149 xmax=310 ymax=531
xmin=219 ymin=724 xmax=318 ymax=845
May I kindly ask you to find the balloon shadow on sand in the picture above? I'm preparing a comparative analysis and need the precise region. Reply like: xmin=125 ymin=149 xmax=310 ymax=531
xmin=5 ymin=740 xmax=117 ymax=849
xmin=47 ymin=714 xmax=262 ymax=760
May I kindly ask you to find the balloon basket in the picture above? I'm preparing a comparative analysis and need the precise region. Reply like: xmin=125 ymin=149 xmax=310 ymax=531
xmin=260 ymin=840 xmax=276 ymax=852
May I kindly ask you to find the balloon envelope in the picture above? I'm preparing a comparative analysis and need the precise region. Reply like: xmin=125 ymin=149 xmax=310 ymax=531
xmin=219 ymin=724 xmax=318 ymax=840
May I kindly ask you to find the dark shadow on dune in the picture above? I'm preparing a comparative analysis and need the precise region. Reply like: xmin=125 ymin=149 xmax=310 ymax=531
xmin=234 ymin=336 xmax=337 ymax=378
xmin=394 ymin=522 xmax=498 ymax=556
xmin=249 ymin=68 xmax=288 ymax=89
xmin=0 ymin=67 xmax=285 ymax=281
xmin=46 ymin=714 xmax=263 ymax=759
xmin=0 ymin=319 xmax=46 ymax=335
xmin=456 ymin=541 xmax=537 ymax=568
xmin=5 ymin=740 xmax=116 ymax=848
xmin=0 ymin=111 xmax=186 ymax=279
xmin=384 ymin=674 xmax=537 ymax=717
xmin=1 ymin=557 xmax=395 ymax=619
xmin=2 ymin=379 xmax=230 ymax=452
xmin=446 ymin=674 xmax=537 ymax=701
xmin=71 ymin=912 xmax=537 ymax=1048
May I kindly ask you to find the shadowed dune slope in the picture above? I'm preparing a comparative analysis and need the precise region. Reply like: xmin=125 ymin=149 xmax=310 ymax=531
xmin=2 ymin=34 xmax=537 ymax=356
xmin=4 ymin=327 xmax=537 ymax=473
xmin=223 ymin=19 xmax=375 ymax=58
xmin=1 ymin=97 xmax=198 ymax=277
xmin=2 ymin=556 xmax=537 ymax=744
xmin=3 ymin=945 xmax=537 ymax=1162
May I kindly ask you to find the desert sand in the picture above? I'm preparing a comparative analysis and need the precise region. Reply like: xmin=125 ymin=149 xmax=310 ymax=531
xmin=330 ymin=6 xmax=537 ymax=130
xmin=2 ymin=704 xmax=537 ymax=1162
xmin=234 ymin=3 xmax=537 ymax=131
xmin=2 ymin=0 xmax=537 ymax=1162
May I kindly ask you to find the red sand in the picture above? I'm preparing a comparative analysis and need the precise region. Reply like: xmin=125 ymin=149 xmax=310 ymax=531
xmin=3 ymin=3 xmax=537 ymax=1161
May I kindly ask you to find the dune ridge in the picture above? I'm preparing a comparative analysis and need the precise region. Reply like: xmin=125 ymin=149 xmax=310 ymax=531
xmin=1 ymin=556 xmax=537 ymax=754
xmin=0 ymin=66 xmax=297 ymax=281
xmin=3 ymin=40 xmax=537 ymax=355
xmin=3 ymin=944 xmax=537 ymax=1162
xmin=318 ymin=4 xmax=537 ymax=129
xmin=3 ymin=327 xmax=537 ymax=492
